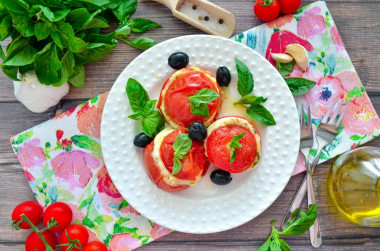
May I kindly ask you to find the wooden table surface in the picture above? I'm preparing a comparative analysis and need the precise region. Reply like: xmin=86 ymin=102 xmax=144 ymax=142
xmin=1 ymin=0 xmax=380 ymax=250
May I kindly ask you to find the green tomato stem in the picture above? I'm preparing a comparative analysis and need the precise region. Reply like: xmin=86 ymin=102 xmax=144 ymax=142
xmin=20 ymin=214 xmax=55 ymax=251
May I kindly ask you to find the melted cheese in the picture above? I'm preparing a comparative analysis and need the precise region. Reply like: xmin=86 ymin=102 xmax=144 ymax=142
xmin=151 ymin=128 xmax=201 ymax=186
xmin=205 ymin=116 xmax=261 ymax=170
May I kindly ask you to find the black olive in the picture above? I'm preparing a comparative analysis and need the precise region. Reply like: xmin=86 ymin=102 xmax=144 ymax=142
xmin=216 ymin=66 xmax=231 ymax=87
xmin=204 ymin=16 xmax=209 ymax=21
xmin=133 ymin=133 xmax=153 ymax=148
xmin=210 ymin=169 xmax=232 ymax=185
xmin=168 ymin=52 xmax=189 ymax=70
xmin=188 ymin=121 xmax=207 ymax=141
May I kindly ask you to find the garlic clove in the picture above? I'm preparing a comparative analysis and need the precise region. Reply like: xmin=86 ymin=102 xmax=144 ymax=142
xmin=14 ymin=71 xmax=70 ymax=113
xmin=285 ymin=44 xmax=309 ymax=71
xmin=271 ymin=53 xmax=294 ymax=64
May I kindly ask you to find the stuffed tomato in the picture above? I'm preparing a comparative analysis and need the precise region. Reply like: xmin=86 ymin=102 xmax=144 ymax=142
xmin=157 ymin=67 xmax=222 ymax=128
xmin=205 ymin=116 xmax=261 ymax=173
xmin=143 ymin=127 xmax=209 ymax=192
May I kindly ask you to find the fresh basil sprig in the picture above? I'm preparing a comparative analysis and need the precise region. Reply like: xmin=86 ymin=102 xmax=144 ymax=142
xmin=234 ymin=58 xmax=276 ymax=126
xmin=258 ymin=204 xmax=318 ymax=251
xmin=188 ymin=88 xmax=220 ymax=118
xmin=229 ymin=132 xmax=245 ymax=163
xmin=172 ymin=133 xmax=192 ymax=175
xmin=275 ymin=61 xmax=316 ymax=96
xmin=126 ymin=78 xmax=165 ymax=138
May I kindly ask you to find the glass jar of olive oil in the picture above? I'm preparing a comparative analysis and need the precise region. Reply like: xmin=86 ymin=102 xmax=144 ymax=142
xmin=326 ymin=147 xmax=380 ymax=227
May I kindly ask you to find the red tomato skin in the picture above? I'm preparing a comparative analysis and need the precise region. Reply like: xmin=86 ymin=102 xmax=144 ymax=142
xmin=83 ymin=241 xmax=108 ymax=251
xmin=43 ymin=202 xmax=72 ymax=232
xmin=279 ymin=0 xmax=301 ymax=14
xmin=25 ymin=230 xmax=58 ymax=251
xmin=12 ymin=201 xmax=43 ymax=229
xmin=59 ymin=224 xmax=89 ymax=251
xmin=143 ymin=129 xmax=209 ymax=192
xmin=157 ymin=68 xmax=222 ymax=128
xmin=254 ymin=0 xmax=281 ymax=22
xmin=206 ymin=117 xmax=260 ymax=173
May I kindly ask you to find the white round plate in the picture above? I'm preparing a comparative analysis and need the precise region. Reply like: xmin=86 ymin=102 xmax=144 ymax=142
xmin=101 ymin=35 xmax=300 ymax=234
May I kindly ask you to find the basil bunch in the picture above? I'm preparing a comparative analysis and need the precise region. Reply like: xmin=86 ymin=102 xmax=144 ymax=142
xmin=0 ymin=0 xmax=160 ymax=87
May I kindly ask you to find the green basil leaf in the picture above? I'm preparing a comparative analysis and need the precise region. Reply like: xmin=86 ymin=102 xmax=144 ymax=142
xmin=128 ymin=18 xmax=161 ymax=33
xmin=11 ymin=12 xmax=34 ymax=37
xmin=53 ymin=50 xmax=75 ymax=87
xmin=229 ymin=132 xmax=245 ymax=163
xmin=189 ymin=102 xmax=209 ymax=118
xmin=49 ymin=21 xmax=73 ymax=49
xmin=69 ymin=64 xmax=85 ymax=88
xmin=0 ymin=15 xmax=12 ymax=41
xmin=280 ymin=204 xmax=318 ymax=236
xmin=246 ymin=104 xmax=276 ymax=126
xmin=234 ymin=95 xmax=267 ymax=105
xmin=276 ymin=61 xmax=295 ymax=77
xmin=34 ymin=43 xmax=61 ymax=85
xmin=74 ymin=42 xmax=116 ymax=64
xmin=70 ymin=37 xmax=88 ymax=53
xmin=125 ymin=37 xmax=157 ymax=50
xmin=85 ymin=32 xmax=116 ymax=44
xmin=5 ymin=35 xmax=29 ymax=57
xmin=38 ymin=5 xmax=70 ymax=22
xmin=141 ymin=110 xmax=165 ymax=137
xmin=0 ymin=45 xmax=4 ymax=60
xmin=270 ymin=240 xmax=282 ymax=251
xmin=81 ymin=17 xmax=109 ymax=30
xmin=0 ymin=0 xmax=29 ymax=13
xmin=188 ymin=88 xmax=220 ymax=104
xmin=114 ymin=20 xmax=131 ymax=39
xmin=257 ymin=240 xmax=270 ymax=251
xmin=19 ymin=63 xmax=33 ymax=75
xmin=1 ymin=65 xmax=19 ymax=81
xmin=128 ymin=112 xmax=143 ymax=120
xmin=142 ymin=100 xmax=156 ymax=116
xmin=112 ymin=0 xmax=137 ymax=21
xmin=65 ymin=8 xmax=90 ymax=31
xmin=172 ymin=156 xmax=182 ymax=175
xmin=235 ymin=58 xmax=254 ymax=97
xmin=285 ymin=208 xmax=300 ymax=229
xmin=285 ymin=78 xmax=316 ymax=97
xmin=173 ymin=133 xmax=192 ymax=157
xmin=278 ymin=239 xmax=291 ymax=251
xmin=34 ymin=21 xmax=50 ymax=40
xmin=2 ymin=44 xmax=37 ymax=66
xmin=126 ymin=78 xmax=150 ymax=114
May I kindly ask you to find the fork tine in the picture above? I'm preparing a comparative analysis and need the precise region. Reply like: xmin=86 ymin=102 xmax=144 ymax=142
xmin=300 ymin=104 xmax=305 ymax=129
xmin=335 ymin=101 xmax=350 ymax=127
xmin=307 ymin=104 xmax=312 ymax=131
xmin=321 ymin=97 xmax=338 ymax=124
xmin=328 ymin=99 xmax=344 ymax=125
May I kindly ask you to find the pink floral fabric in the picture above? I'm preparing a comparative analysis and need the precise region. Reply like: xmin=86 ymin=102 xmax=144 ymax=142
xmin=234 ymin=0 xmax=380 ymax=174
xmin=10 ymin=1 xmax=380 ymax=249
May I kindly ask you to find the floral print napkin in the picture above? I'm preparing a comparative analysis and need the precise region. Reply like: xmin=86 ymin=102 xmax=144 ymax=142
xmin=10 ymin=1 xmax=380 ymax=249
xmin=233 ymin=0 xmax=380 ymax=174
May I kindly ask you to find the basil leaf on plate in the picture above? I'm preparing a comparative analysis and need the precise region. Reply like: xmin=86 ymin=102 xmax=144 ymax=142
xmin=172 ymin=133 xmax=192 ymax=174
xmin=129 ymin=18 xmax=161 ymax=33
xmin=172 ymin=156 xmax=182 ymax=175
xmin=188 ymin=88 xmax=219 ymax=117
xmin=234 ymin=95 xmax=267 ymax=105
xmin=235 ymin=58 xmax=254 ymax=97
xmin=285 ymin=78 xmax=316 ymax=97
xmin=126 ymin=78 xmax=150 ymax=113
xmin=229 ymin=132 xmax=245 ymax=163
xmin=69 ymin=64 xmax=85 ymax=88
xmin=276 ymin=61 xmax=295 ymax=78
xmin=189 ymin=103 xmax=210 ymax=118
xmin=142 ymin=110 xmax=165 ymax=138
xmin=125 ymin=37 xmax=157 ymax=50
xmin=246 ymin=104 xmax=276 ymax=126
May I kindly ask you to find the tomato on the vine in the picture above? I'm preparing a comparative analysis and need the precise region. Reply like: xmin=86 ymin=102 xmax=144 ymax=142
xmin=12 ymin=201 xmax=43 ymax=229
xmin=83 ymin=241 xmax=108 ymax=251
xmin=25 ymin=230 xmax=57 ymax=251
xmin=254 ymin=0 xmax=281 ymax=22
xmin=59 ymin=224 xmax=89 ymax=251
xmin=43 ymin=202 xmax=72 ymax=232
xmin=279 ymin=0 xmax=301 ymax=14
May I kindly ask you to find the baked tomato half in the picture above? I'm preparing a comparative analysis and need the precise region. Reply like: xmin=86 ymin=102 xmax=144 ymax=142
xmin=205 ymin=116 xmax=261 ymax=173
xmin=143 ymin=127 xmax=209 ymax=192
xmin=157 ymin=67 xmax=222 ymax=128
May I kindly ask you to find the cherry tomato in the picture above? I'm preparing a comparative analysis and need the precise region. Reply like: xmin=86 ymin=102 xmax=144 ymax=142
xmin=144 ymin=128 xmax=209 ymax=192
xmin=83 ymin=241 xmax=108 ymax=251
xmin=279 ymin=0 xmax=301 ymax=14
xmin=43 ymin=202 xmax=72 ymax=232
xmin=59 ymin=224 xmax=89 ymax=251
xmin=206 ymin=118 xmax=260 ymax=173
xmin=12 ymin=201 xmax=43 ymax=229
xmin=157 ymin=67 xmax=222 ymax=128
xmin=25 ymin=230 xmax=57 ymax=251
xmin=254 ymin=0 xmax=281 ymax=22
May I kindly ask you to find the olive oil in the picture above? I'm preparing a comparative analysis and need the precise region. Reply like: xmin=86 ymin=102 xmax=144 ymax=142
xmin=326 ymin=147 xmax=380 ymax=227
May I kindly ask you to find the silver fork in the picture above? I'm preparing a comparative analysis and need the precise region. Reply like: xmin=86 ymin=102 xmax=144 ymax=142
xmin=281 ymin=98 xmax=350 ymax=246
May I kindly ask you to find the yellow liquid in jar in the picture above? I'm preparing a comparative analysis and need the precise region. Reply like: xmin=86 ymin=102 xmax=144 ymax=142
xmin=326 ymin=147 xmax=380 ymax=227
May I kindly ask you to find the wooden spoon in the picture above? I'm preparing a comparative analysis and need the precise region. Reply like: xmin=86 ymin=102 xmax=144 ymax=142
xmin=153 ymin=0 xmax=236 ymax=37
